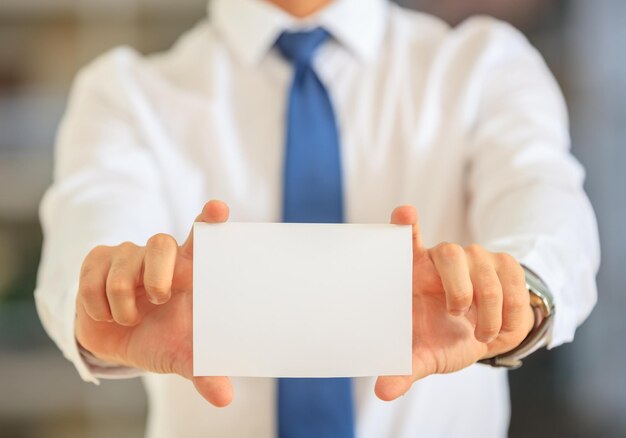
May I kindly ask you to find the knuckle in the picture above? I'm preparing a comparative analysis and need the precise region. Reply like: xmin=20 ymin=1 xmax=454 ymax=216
xmin=465 ymin=243 xmax=485 ymax=258
xmin=107 ymin=277 xmax=134 ymax=298
xmin=499 ymin=255 xmax=526 ymax=290
xmin=82 ymin=247 xmax=110 ymax=272
xmin=147 ymin=233 xmax=177 ymax=252
xmin=117 ymin=241 xmax=138 ymax=253
xmin=80 ymin=246 xmax=111 ymax=283
xmin=79 ymin=263 xmax=94 ymax=283
xmin=474 ymin=262 xmax=495 ymax=281
xmin=506 ymin=288 xmax=530 ymax=311
xmin=87 ymin=245 xmax=110 ymax=259
xmin=478 ymin=286 xmax=501 ymax=304
xmin=79 ymin=281 xmax=101 ymax=300
xmin=496 ymin=252 xmax=520 ymax=270
xmin=435 ymin=242 xmax=463 ymax=260
xmin=511 ymin=264 xmax=526 ymax=286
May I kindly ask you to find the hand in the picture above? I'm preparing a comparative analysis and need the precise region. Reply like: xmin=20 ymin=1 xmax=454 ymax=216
xmin=75 ymin=200 xmax=234 ymax=407
xmin=375 ymin=205 xmax=535 ymax=401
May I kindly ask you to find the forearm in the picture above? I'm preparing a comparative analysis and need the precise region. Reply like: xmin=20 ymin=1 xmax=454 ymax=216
xmin=35 ymin=53 xmax=173 ymax=382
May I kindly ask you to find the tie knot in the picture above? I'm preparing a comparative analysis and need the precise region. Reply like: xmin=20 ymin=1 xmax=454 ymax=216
xmin=276 ymin=27 xmax=330 ymax=66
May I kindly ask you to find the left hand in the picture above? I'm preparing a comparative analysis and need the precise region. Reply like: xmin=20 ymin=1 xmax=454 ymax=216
xmin=375 ymin=205 xmax=535 ymax=401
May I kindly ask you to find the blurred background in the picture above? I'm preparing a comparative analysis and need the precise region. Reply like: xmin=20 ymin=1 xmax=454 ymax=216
xmin=0 ymin=0 xmax=624 ymax=437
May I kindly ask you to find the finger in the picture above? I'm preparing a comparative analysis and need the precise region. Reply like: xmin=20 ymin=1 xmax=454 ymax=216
xmin=106 ymin=242 xmax=144 ymax=326
xmin=468 ymin=247 xmax=503 ymax=343
xmin=375 ymin=352 xmax=434 ymax=401
xmin=193 ymin=376 xmax=234 ymax=408
xmin=496 ymin=253 xmax=531 ymax=334
xmin=431 ymin=243 xmax=473 ymax=315
xmin=79 ymin=246 xmax=113 ymax=322
xmin=144 ymin=233 xmax=178 ymax=304
xmin=180 ymin=200 xmax=230 ymax=259
xmin=390 ymin=205 xmax=424 ymax=254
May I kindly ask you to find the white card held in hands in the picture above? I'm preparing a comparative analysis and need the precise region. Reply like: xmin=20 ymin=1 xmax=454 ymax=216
xmin=193 ymin=222 xmax=412 ymax=378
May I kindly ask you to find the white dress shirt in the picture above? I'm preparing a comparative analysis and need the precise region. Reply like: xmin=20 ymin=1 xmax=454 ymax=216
xmin=35 ymin=0 xmax=600 ymax=436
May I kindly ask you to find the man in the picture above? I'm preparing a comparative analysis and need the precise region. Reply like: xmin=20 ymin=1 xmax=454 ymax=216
xmin=35 ymin=0 xmax=600 ymax=436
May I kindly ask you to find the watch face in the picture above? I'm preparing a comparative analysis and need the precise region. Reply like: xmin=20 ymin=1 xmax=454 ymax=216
xmin=529 ymin=292 xmax=550 ymax=316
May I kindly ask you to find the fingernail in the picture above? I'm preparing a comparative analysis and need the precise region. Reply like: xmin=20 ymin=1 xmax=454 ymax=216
xmin=149 ymin=296 xmax=167 ymax=305
xmin=484 ymin=335 xmax=497 ymax=344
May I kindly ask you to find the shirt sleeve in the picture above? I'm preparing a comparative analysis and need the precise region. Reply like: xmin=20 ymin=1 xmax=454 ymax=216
xmin=35 ymin=48 xmax=173 ymax=383
xmin=463 ymin=19 xmax=600 ymax=349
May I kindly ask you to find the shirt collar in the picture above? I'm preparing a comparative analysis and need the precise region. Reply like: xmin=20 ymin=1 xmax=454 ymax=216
xmin=209 ymin=0 xmax=389 ymax=66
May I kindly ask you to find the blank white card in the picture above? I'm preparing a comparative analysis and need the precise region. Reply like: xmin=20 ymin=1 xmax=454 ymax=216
xmin=193 ymin=222 xmax=412 ymax=377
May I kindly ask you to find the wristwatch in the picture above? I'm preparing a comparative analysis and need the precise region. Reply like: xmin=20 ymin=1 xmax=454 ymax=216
xmin=478 ymin=266 xmax=555 ymax=369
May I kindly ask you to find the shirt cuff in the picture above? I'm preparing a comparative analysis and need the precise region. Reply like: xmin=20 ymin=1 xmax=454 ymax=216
xmin=77 ymin=342 xmax=144 ymax=380
xmin=60 ymin=281 xmax=142 ymax=383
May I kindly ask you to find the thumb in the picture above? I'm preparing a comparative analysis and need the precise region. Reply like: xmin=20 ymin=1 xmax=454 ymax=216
xmin=374 ymin=354 xmax=432 ymax=401
xmin=173 ymin=351 xmax=234 ymax=408
xmin=180 ymin=200 xmax=230 ymax=259
xmin=374 ymin=375 xmax=413 ymax=402
xmin=193 ymin=376 xmax=234 ymax=407
xmin=390 ymin=205 xmax=424 ymax=255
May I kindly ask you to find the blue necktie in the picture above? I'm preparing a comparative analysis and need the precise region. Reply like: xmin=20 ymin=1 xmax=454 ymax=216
xmin=276 ymin=28 xmax=355 ymax=438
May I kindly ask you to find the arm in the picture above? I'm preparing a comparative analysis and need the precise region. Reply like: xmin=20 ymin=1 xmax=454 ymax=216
xmin=465 ymin=22 xmax=599 ymax=348
xmin=35 ymin=50 xmax=171 ymax=383
xmin=34 ymin=50 xmax=232 ymax=406
xmin=375 ymin=20 xmax=599 ymax=400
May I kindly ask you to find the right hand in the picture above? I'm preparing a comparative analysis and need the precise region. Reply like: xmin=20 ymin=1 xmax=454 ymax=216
xmin=75 ymin=200 xmax=234 ymax=407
